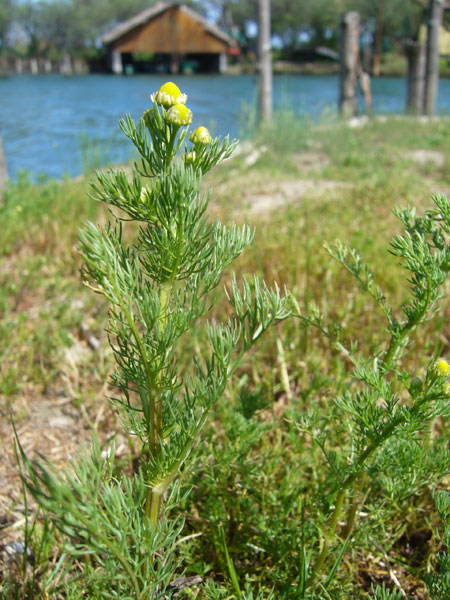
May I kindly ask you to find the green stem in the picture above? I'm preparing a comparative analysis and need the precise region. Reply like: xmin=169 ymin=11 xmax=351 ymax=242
xmin=310 ymin=262 xmax=434 ymax=584
xmin=114 ymin=290 xmax=161 ymax=531
xmin=109 ymin=266 xmax=160 ymax=466
xmin=121 ymin=302 xmax=159 ymax=455
xmin=308 ymin=393 xmax=429 ymax=587
xmin=218 ymin=523 xmax=243 ymax=599
xmin=276 ymin=335 xmax=293 ymax=401
xmin=164 ymin=125 xmax=179 ymax=171
xmin=145 ymin=489 xmax=162 ymax=530
xmin=144 ymin=193 xmax=185 ymax=526
xmin=342 ymin=472 xmax=367 ymax=539
xmin=152 ymin=408 xmax=212 ymax=496
xmin=309 ymin=488 xmax=346 ymax=585
xmin=382 ymin=261 xmax=432 ymax=372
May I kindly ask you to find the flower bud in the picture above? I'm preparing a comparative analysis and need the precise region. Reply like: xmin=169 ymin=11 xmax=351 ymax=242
xmin=142 ymin=108 xmax=155 ymax=128
xmin=189 ymin=126 xmax=212 ymax=145
xmin=443 ymin=382 xmax=450 ymax=397
xmin=165 ymin=103 xmax=193 ymax=126
xmin=185 ymin=151 xmax=196 ymax=164
xmin=151 ymin=81 xmax=187 ymax=108
xmin=409 ymin=377 xmax=422 ymax=395
xmin=140 ymin=187 xmax=150 ymax=204
xmin=434 ymin=359 xmax=450 ymax=377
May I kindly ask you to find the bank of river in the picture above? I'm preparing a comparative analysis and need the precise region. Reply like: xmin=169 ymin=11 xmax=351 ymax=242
xmin=1 ymin=73 xmax=449 ymax=180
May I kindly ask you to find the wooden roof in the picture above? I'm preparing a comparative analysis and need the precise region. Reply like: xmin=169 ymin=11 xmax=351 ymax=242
xmin=101 ymin=2 xmax=237 ymax=53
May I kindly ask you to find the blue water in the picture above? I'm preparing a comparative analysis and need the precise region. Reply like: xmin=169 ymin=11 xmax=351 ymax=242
xmin=0 ymin=73 xmax=449 ymax=180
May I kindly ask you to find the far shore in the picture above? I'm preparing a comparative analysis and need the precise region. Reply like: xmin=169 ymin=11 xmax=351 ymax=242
xmin=1 ymin=56 xmax=450 ymax=79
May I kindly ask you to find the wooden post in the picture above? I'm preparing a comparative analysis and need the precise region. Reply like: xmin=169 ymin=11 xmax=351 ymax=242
xmin=170 ymin=53 xmax=181 ymax=74
xmin=15 ymin=57 xmax=23 ymax=74
xmin=60 ymin=54 xmax=72 ymax=75
xmin=257 ymin=0 xmax=272 ymax=122
xmin=405 ymin=40 xmax=425 ymax=114
xmin=0 ymin=135 xmax=8 ymax=192
xmin=359 ymin=71 xmax=372 ymax=114
xmin=339 ymin=12 xmax=360 ymax=117
xmin=111 ymin=49 xmax=123 ymax=74
xmin=423 ymin=0 xmax=444 ymax=115
xmin=219 ymin=52 xmax=227 ymax=73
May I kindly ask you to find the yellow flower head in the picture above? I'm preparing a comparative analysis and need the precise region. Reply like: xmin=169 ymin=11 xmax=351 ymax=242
xmin=151 ymin=82 xmax=187 ymax=108
xmin=189 ymin=126 xmax=212 ymax=145
xmin=165 ymin=103 xmax=193 ymax=126
xmin=435 ymin=359 xmax=450 ymax=377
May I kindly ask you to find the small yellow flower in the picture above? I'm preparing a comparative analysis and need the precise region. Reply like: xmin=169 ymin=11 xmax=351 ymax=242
xmin=189 ymin=126 xmax=212 ymax=145
xmin=151 ymin=82 xmax=187 ymax=108
xmin=165 ymin=103 xmax=193 ymax=126
xmin=435 ymin=359 xmax=450 ymax=377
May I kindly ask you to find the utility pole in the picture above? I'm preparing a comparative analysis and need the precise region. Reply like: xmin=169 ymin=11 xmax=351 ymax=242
xmin=423 ymin=0 xmax=444 ymax=115
xmin=257 ymin=0 xmax=272 ymax=122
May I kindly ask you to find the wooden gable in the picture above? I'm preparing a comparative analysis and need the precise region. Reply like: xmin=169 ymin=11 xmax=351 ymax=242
xmin=109 ymin=5 xmax=231 ymax=54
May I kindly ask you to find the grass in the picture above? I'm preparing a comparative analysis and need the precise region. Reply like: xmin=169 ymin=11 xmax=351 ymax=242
xmin=1 ymin=113 xmax=450 ymax=598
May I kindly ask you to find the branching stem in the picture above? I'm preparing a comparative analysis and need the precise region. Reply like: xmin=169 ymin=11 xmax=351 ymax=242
xmin=309 ymin=255 xmax=435 ymax=586
xmin=164 ymin=125 xmax=179 ymax=171
xmin=145 ymin=165 xmax=186 ymax=528
xmin=381 ymin=257 xmax=432 ymax=372
xmin=308 ymin=391 xmax=430 ymax=587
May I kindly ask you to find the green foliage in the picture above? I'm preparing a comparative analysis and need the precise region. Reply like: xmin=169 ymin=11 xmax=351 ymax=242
xmin=426 ymin=490 xmax=450 ymax=599
xmin=12 ymin=0 xmax=208 ymax=55
xmin=6 ymin=0 xmax=431 ymax=57
xmin=14 ymin=82 xmax=291 ymax=597
xmin=16 ymin=435 xmax=184 ymax=598
xmin=4 ymin=112 xmax=450 ymax=598
xmin=0 ymin=0 xmax=12 ymax=48
xmin=294 ymin=194 xmax=450 ymax=593
xmin=214 ymin=0 xmax=426 ymax=51
xmin=349 ymin=0 xmax=424 ymax=39
xmin=370 ymin=584 xmax=405 ymax=600
xmin=79 ymin=91 xmax=289 ymax=515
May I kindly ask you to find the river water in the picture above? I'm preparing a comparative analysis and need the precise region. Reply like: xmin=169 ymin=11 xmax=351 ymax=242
xmin=1 ymin=73 xmax=449 ymax=180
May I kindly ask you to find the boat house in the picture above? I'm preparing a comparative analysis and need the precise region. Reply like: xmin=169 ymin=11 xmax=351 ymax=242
xmin=101 ymin=1 xmax=239 ymax=74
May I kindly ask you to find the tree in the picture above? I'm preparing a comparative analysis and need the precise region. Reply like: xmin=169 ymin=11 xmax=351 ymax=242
xmin=0 ymin=0 xmax=13 ymax=50
xmin=216 ymin=0 xmax=256 ymax=47
xmin=348 ymin=0 xmax=424 ymax=41
xmin=14 ymin=1 xmax=52 ymax=56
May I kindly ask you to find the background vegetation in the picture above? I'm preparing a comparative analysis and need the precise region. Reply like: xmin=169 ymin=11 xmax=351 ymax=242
xmin=0 ymin=0 xmax=448 ymax=72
